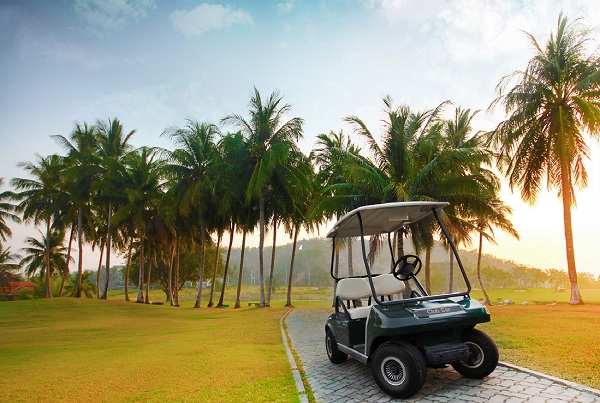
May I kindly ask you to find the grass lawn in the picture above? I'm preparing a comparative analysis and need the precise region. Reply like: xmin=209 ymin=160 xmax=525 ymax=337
xmin=480 ymin=303 xmax=600 ymax=389
xmin=0 ymin=298 xmax=297 ymax=402
xmin=1 ymin=286 xmax=599 ymax=402
xmin=467 ymin=287 xmax=600 ymax=390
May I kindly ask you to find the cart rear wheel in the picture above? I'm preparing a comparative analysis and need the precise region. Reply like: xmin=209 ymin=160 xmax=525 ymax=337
xmin=451 ymin=328 xmax=498 ymax=378
xmin=325 ymin=329 xmax=347 ymax=364
xmin=371 ymin=342 xmax=427 ymax=398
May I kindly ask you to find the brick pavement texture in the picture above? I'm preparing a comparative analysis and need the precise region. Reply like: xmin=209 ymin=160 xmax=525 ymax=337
xmin=285 ymin=308 xmax=600 ymax=403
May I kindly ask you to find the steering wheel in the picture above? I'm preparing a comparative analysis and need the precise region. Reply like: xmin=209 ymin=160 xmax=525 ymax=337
xmin=392 ymin=254 xmax=422 ymax=280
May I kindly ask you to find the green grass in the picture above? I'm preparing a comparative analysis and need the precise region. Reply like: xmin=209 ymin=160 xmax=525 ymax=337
xmin=480 ymin=304 xmax=600 ymax=389
xmin=2 ymin=286 xmax=599 ymax=401
xmin=0 ymin=299 xmax=298 ymax=402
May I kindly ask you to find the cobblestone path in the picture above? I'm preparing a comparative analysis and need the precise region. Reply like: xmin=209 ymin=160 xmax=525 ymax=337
xmin=285 ymin=308 xmax=600 ymax=403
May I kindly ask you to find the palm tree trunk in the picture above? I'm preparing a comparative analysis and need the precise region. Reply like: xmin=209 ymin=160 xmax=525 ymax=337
xmin=285 ymin=226 xmax=299 ymax=307
xmin=266 ymin=219 xmax=277 ymax=307
xmin=477 ymin=231 xmax=492 ymax=306
xmin=145 ymin=256 xmax=152 ymax=304
xmin=96 ymin=242 xmax=105 ymax=299
xmin=208 ymin=232 xmax=222 ymax=307
xmin=397 ymin=228 xmax=404 ymax=260
xmin=560 ymin=163 xmax=583 ymax=304
xmin=167 ymin=241 xmax=175 ymax=305
xmin=449 ymin=249 xmax=454 ymax=293
xmin=173 ymin=236 xmax=180 ymax=307
xmin=332 ymin=248 xmax=339 ymax=307
xmin=425 ymin=247 xmax=432 ymax=295
xmin=101 ymin=201 xmax=112 ymax=299
xmin=59 ymin=224 xmax=75 ymax=297
xmin=348 ymin=239 xmax=354 ymax=277
xmin=258 ymin=190 xmax=266 ymax=307
xmin=124 ymin=242 xmax=132 ymax=302
xmin=194 ymin=221 xmax=206 ymax=308
xmin=45 ymin=219 xmax=52 ymax=298
xmin=234 ymin=230 xmax=247 ymax=308
xmin=217 ymin=222 xmax=235 ymax=307
xmin=76 ymin=207 xmax=83 ymax=298
xmin=136 ymin=239 xmax=144 ymax=303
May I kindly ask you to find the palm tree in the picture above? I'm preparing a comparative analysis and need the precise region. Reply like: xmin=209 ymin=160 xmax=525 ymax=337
xmin=12 ymin=154 xmax=68 ymax=297
xmin=438 ymin=107 xmax=502 ymax=293
xmin=112 ymin=147 xmax=164 ymax=303
xmin=0 ymin=178 xmax=21 ymax=242
xmin=221 ymin=88 xmax=304 ymax=307
xmin=0 ymin=245 xmax=21 ymax=293
xmin=64 ymin=270 xmax=96 ymax=298
xmin=20 ymin=229 xmax=70 ymax=285
xmin=282 ymin=152 xmax=315 ymax=307
xmin=474 ymin=199 xmax=519 ymax=305
xmin=488 ymin=13 xmax=600 ymax=304
xmin=341 ymin=98 xmax=501 ymax=298
xmin=343 ymin=96 xmax=450 ymax=259
xmin=96 ymin=118 xmax=135 ymax=299
xmin=53 ymin=122 xmax=102 ymax=298
xmin=214 ymin=131 xmax=257 ymax=309
xmin=162 ymin=120 xmax=220 ymax=309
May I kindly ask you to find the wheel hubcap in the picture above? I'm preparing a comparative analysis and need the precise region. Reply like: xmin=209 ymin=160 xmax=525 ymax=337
xmin=463 ymin=341 xmax=484 ymax=368
xmin=381 ymin=357 xmax=406 ymax=385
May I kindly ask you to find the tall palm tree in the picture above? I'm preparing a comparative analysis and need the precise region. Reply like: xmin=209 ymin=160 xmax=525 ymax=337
xmin=281 ymin=151 xmax=315 ymax=307
xmin=12 ymin=154 xmax=68 ymax=297
xmin=343 ymin=96 xmax=450 ymax=259
xmin=342 ymin=98 xmax=501 ymax=298
xmin=215 ymin=131 xmax=258 ymax=309
xmin=96 ymin=118 xmax=135 ymax=299
xmin=53 ymin=122 xmax=102 ymax=298
xmin=162 ymin=120 xmax=220 ymax=309
xmin=221 ymin=88 xmax=304 ymax=307
xmin=112 ymin=147 xmax=164 ymax=303
xmin=214 ymin=132 xmax=253 ymax=308
xmin=312 ymin=130 xmax=366 ymax=304
xmin=438 ymin=107 xmax=502 ymax=293
xmin=488 ymin=13 xmax=600 ymax=304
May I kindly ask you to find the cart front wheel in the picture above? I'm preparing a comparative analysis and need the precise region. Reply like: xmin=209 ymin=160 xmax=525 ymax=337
xmin=325 ymin=329 xmax=347 ymax=364
xmin=451 ymin=328 xmax=498 ymax=378
xmin=371 ymin=342 xmax=427 ymax=399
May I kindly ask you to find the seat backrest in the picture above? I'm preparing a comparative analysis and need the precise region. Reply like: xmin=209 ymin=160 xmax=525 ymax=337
xmin=336 ymin=277 xmax=371 ymax=300
xmin=370 ymin=273 xmax=405 ymax=297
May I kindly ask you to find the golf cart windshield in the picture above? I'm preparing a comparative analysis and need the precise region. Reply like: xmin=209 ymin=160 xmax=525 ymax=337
xmin=328 ymin=201 xmax=473 ymax=306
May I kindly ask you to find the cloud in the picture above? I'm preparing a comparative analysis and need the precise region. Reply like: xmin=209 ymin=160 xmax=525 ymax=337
xmin=73 ymin=0 xmax=155 ymax=34
xmin=170 ymin=3 xmax=253 ymax=38
xmin=275 ymin=1 xmax=295 ymax=14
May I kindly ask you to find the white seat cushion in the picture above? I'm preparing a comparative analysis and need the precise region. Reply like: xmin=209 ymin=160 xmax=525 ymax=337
xmin=336 ymin=277 xmax=371 ymax=300
xmin=347 ymin=305 xmax=371 ymax=319
xmin=370 ymin=273 xmax=405 ymax=299
xmin=336 ymin=278 xmax=372 ymax=319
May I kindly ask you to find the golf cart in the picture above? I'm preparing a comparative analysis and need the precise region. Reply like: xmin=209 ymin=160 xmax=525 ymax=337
xmin=325 ymin=202 xmax=498 ymax=399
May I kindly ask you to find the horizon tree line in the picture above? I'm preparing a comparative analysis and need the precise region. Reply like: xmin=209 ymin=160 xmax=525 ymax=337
xmin=1 ymin=13 xmax=598 ymax=305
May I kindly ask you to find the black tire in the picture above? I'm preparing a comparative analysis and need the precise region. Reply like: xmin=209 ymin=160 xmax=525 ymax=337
xmin=371 ymin=342 xmax=427 ymax=399
xmin=325 ymin=329 xmax=347 ymax=364
xmin=451 ymin=328 xmax=499 ymax=379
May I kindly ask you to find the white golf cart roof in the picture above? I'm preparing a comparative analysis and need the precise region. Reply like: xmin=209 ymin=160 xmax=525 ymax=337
xmin=326 ymin=201 xmax=449 ymax=238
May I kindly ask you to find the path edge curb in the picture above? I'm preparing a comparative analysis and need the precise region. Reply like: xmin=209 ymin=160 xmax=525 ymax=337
xmin=498 ymin=361 xmax=600 ymax=397
xmin=281 ymin=309 xmax=309 ymax=403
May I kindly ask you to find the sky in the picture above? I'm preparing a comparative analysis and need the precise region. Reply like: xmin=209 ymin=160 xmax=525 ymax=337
xmin=1 ymin=0 xmax=599 ymax=278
